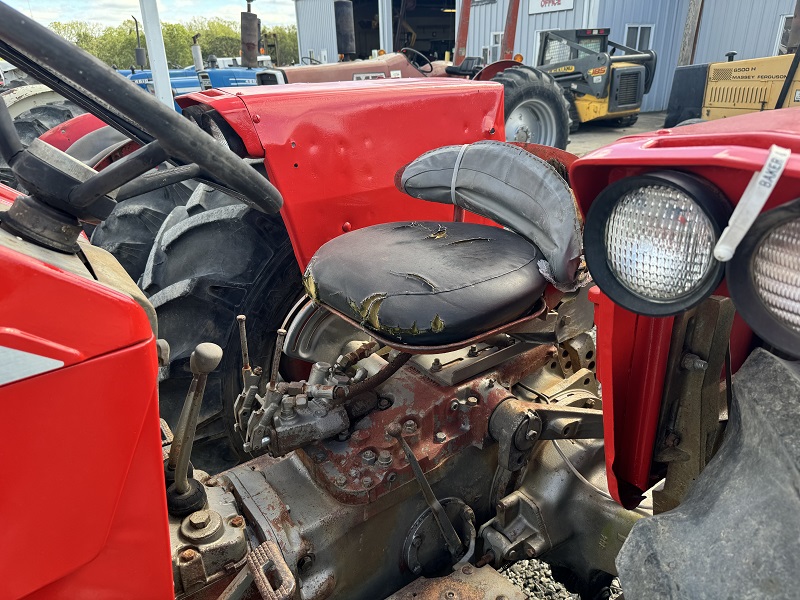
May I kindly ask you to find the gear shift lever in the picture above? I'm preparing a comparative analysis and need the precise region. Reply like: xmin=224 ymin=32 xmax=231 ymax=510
xmin=165 ymin=342 xmax=223 ymax=517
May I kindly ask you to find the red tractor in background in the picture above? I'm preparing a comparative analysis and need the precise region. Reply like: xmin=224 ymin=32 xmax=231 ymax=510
xmin=1 ymin=4 xmax=800 ymax=600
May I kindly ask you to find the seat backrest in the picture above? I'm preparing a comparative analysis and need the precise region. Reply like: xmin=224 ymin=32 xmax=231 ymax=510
xmin=395 ymin=140 xmax=582 ymax=289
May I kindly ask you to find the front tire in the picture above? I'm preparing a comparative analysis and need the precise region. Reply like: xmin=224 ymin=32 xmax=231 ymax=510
xmin=492 ymin=65 xmax=571 ymax=149
xmin=142 ymin=185 xmax=303 ymax=473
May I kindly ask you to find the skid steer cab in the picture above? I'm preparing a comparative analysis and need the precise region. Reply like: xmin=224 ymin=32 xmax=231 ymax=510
xmin=537 ymin=28 xmax=657 ymax=131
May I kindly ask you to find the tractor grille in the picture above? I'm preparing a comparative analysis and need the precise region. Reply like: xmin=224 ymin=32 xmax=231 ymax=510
xmin=710 ymin=67 xmax=733 ymax=81
xmin=257 ymin=71 xmax=280 ymax=85
xmin=707 ymin=83 xmax=769 ymax=107
xmin=617 ymin=72 xmax=641 ymax=106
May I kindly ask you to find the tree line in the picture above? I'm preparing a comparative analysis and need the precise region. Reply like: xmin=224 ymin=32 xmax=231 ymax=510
xmin=49 ymin=18 xmax=299 ymax=69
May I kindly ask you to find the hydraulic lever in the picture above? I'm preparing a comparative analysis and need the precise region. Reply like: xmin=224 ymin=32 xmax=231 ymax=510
xmin=165 ymin=342 xmax=223 ymax=517
xmin=387 ymin=422 xmax=464 ymax=560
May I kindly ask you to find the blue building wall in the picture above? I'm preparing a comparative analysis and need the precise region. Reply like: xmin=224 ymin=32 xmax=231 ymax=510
xmin=693 ymin=0 xmax=795 ymax=64
xmin=596 ymin=0 xmax=690 ymax=111
xmin=295 ymin=0 xmax=339 ymax=63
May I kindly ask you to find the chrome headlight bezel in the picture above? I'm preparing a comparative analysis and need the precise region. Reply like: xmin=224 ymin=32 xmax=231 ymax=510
xmin=727 ymin=200 xmax=800 ymax=358
xmin=585 ymin=171 xmax=732 ymax=316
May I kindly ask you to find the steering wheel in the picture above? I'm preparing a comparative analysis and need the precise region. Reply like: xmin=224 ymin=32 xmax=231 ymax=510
xmin=301 ymin=56 xmax=322 ymax=65
xmin=400 ymin=48 xmax=433 ymax=74
xmin=0 ymin=3 xmax=282 ymax=218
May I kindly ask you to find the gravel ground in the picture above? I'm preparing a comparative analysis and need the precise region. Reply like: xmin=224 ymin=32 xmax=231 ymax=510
xmin=503 ymin=560 xmax=623 ymax=599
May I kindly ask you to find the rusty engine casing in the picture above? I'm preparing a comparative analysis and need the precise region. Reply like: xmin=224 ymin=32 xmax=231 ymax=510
xmin=219 ymin=340 xmax=570 ymax=599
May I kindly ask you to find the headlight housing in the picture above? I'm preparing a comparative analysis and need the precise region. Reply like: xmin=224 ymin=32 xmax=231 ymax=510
xmin=727 ymin=200 xmax=800 ymax=358
xmin=585 ymin=171 xmax=732 ymax=316
xmin=181 ymin=104 xmax=247 ymax=157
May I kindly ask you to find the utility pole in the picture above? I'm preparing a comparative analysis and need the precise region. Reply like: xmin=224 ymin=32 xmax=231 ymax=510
xmin=677 ymin=0 xmax=703 ymax=66
xmin=138 ymin=0 xmax=173 ymax=108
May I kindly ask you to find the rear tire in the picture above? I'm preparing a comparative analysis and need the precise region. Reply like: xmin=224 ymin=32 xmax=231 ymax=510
xmin=492 ymin=65 xmax=570 ymax=149
xmin=142 ymin=185 xmax=303 ymax=473
xmin=90 ymin=183 xmax=192 ymax=281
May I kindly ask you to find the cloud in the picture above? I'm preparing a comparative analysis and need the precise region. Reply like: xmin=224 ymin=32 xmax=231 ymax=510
xmin=5 ymin=0 xmax=296 ymax=28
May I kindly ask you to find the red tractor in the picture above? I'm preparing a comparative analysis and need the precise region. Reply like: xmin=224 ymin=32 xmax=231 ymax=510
xmin=1 ymin=4 xmax=799 ymax=600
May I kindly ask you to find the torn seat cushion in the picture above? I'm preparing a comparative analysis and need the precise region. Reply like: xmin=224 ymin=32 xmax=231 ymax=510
xmin=303 ymin=221 xmax=546 ymax=346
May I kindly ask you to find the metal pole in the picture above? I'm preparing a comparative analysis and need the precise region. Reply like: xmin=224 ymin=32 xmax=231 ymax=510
xmin=453 ymin=0 xmax=473 ymax=66
xmin=138 ymin=0 xmax=173 ymax=109
xmin=501 ymin=0 xmax=522 ymax=60
xmin=378 ymin=0 xmax=393 ymax=53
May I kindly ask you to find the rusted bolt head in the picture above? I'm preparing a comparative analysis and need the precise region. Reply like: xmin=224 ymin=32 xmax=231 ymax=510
xmin=377 ymin=450 xmax=393 ymax=467
xmin=377 ymin=397 xmax=392 ymax=410
xmin=180 ymin=548 xmax=197 ymax=562
xmin=434 ymin=432 xmax=447 ymax=444
xmin=334 ymin=475 xmax=347 ymax=487
xmin=402 ymin=420 xmax=417 ymax=434
xmin=298 ymin=554 xmax=314 ymax=574
xmin=230 ymin=515 xmax=244 ymax=528
xmin=461 ymin=565 xmax=473 ymax=575
xmin=189 ymin=510 xmax=212 ymax=530
xmin=430 ymin=358 xmax=442 ymax=372
xmin=362 ymin=476 xmax=373 ymax=487
xmin=362 ymin=449 xmax=377 ymax=465
xmin=466 ymin=396 xmax=478 ymax=407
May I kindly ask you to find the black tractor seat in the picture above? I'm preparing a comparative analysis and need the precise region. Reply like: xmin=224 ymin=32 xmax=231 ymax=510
xmin=303 ymin=221 xmax=546 ymax=346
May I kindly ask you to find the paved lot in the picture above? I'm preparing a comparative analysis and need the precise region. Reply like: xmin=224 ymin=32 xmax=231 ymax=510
xmin=567 ymin=111 xmax=666 ymax=156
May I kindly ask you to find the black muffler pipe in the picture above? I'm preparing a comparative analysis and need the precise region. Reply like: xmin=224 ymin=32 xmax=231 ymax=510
xmin=334 ymin=0 xmax=356 ymax=60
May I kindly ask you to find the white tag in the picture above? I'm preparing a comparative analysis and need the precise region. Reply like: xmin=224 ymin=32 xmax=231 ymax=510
xmin=713 ymin=144 xmax=791 ymax=261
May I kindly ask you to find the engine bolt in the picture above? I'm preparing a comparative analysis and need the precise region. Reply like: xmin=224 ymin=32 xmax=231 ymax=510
xmin=403 ymin=420 xmax=417 ymax=434
xmin=362 ymin=476 xmax=373 ymax=487
xmin=180 ymin=549 xmax=197 ymax=562
xmin=362 ymin=449 xmax=377 ymax=465
xmin=450 ymin=400 xmax=460 ymax=411
xmin=466 ymin=396 xmax=478 ymax=407
xmin=430 ymin=358 xmax=442 ymax=372
xmin=468 ymin=345 xmax=479 ymax=357
xmin=230 ymin=516 xmax=244 ymax=528
xmin=377 ymin=450 xmax=393 ymax=467
xmin=682 ymin=353 xmax=709 ymax=371
xmin=377 ymin=396 xmax=392 ymax=410
xmin=412 ymin=535 xmax=423 ymax=548
xmin=189 ymin=510 xmax=211 ymax=530
xmin=461 ymin=565 xmax=473 ymax=575
xmin=386 ymin=472 xmax=397 ymax=483
xmin=334 ymin=475 xmax=347 ymax=487
xmin=434 ymin=432 xmax=447 ymax=444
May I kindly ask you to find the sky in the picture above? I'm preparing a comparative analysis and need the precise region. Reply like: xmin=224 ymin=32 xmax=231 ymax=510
xmin=5 ymin=0 xmax=297 ymax=28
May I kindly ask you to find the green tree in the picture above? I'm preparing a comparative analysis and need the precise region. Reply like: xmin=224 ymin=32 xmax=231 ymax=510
xmin=263 ymin=25 xmax=298 ymax=66
xmin=185 ymin=18 xmax=241 ymax=59
xmin=49 ymin=21 xmax=102 ymax=56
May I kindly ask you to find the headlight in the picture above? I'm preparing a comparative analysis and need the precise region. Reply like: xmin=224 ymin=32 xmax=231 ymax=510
xmin=585 ymin=171 xmax=732 ymax=316
xmin=727 ymin=200 xmax=800 ymax=357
